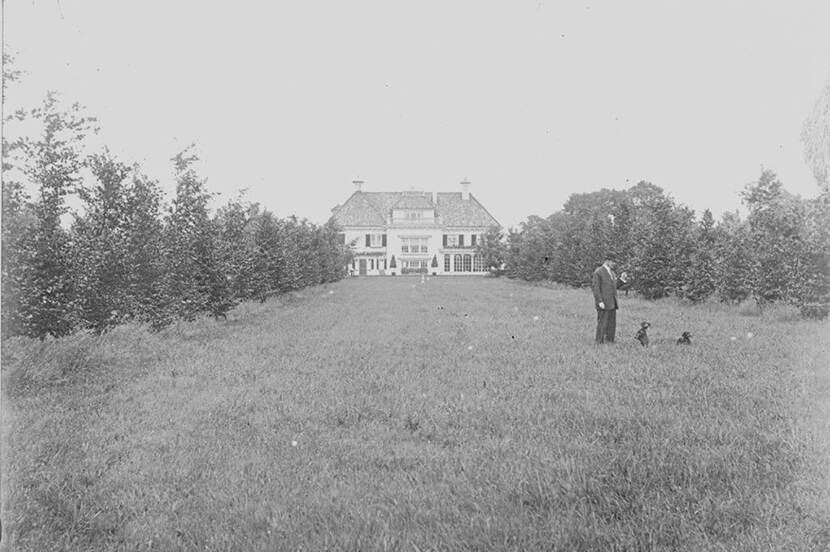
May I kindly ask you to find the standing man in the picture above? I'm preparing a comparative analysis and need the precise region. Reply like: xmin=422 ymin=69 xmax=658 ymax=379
xmin=592 ymin=259 xmax=619 ymax=343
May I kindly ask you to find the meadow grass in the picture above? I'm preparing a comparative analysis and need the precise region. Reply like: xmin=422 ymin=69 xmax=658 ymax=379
xmin=1 ymin=276 xmax=829 ymax=551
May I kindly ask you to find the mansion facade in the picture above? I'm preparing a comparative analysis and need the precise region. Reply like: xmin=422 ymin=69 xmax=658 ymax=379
xmin=330 ymin=181 xmax=500 ymax=276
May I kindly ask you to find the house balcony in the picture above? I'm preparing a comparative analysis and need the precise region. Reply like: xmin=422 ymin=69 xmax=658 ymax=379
xmin=399 ymin=248 xmax=430 ymax=255
xmin=440 ymin=246 xmax=478 ymax=253
xmin=355 ymin=248 xmax=387 ymax=257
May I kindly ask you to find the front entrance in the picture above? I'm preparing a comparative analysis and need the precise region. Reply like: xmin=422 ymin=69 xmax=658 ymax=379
xmin=358 ymin=259 xmax=367 ymax=275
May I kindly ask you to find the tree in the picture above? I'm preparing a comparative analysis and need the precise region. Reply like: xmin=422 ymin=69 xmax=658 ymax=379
xmin=319 ymin=218 xmax=350 ymax=282
xmin=1 ymin=180 xmax=33 ymax=336
xmin=12 ymin=93 xmax=96 ymax=338
xmin=475 ymin=225 xmax=507 ymax=273
xmin=162 ymin=146 xmax=231 ymax=321
xmin=681 ymin=209 xmax=717 ymax=302
xmin=741 ymin=170 xmax=807 ymax=306
xmin=627 ymin=182 xmax=695 ymax=299
xmin=248 ymin=210 xmax=283 ymax=300
xmin=72 ymin=152 xmax=168 ymax=331
xmin=214 ymin=193 xmax=259 ymax=301
xmin=72 ymin=151 xmax=134 ymax=332
xmin=123 ymin=169 xmax=170 ymax=327
xmin=714 ymin=211 xmax=753 ymax=304
xmin=802 ymin=76 xmax=830 ymax=195
xmin=797 ymin=196 xmax=830 ymax=317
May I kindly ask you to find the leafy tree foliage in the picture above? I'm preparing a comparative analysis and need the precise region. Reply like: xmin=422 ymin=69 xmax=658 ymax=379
xmin=502 ymin=174 xmax=826 ymax=317
xmin=0 ymin=72 xmax=352 ymax=339
xmin=1 ymin=181 xmax=32 ymax=336
xmin=72 ymin=152 xmax=168 ymax=332
xmin=627 ymin=182 xmax=695 ymax=299
xmin=681 ymin=209 xmax=717 ymax=302
xmin=162 ymin=147 xmax=234 ymax=322
xmin=475 ymin=225 xmax=507 ymax=274
xmin=713 ymin=212 xmax=753 ymax=304
xmin=11 ymin=94 xmax=96 ymax=338
xmin=802 ymin=76 xmax=830 ymax=195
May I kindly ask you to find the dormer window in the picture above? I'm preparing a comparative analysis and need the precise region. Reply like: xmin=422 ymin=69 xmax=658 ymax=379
xmin=405 ymin=211 xmax=423 ymax=220
xmin=365 ymin=233 xmax=387 ymax=247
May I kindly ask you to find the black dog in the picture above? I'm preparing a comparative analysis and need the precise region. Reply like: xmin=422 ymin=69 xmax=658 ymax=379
xmin=634 ymin=321 xmax=651 ymax=347
xmin=676 ymin=331 xmax=692 ymax=345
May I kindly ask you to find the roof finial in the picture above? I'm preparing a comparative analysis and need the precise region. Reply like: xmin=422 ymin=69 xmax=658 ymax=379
xmin=352 ymin=180 xmax=363 ymax=192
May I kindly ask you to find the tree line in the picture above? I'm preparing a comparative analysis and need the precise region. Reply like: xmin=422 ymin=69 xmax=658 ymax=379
xmin=475 ymin=176 xmax=829 ymax=317
xmin=2 ymin=93 xmax=351 ymax=339
xmin=475 ymin=77 xmax=830 ymax=317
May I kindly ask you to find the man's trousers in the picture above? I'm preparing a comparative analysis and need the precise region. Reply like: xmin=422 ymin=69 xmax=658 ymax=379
xmin=595 ymin=309 xmax=617 ymax=343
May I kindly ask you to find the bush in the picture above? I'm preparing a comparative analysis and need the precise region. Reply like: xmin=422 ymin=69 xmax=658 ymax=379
xmin=799 ymin=302 xmax=830 ymax=320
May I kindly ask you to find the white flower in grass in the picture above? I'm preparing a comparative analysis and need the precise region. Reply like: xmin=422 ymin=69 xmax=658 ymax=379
xmin=329 ymin=290 xmax=334 ymax=294
xmin=468 ymin=345 xmax=474 ymax=351
xmin=533 ymin=316 xmax=539 ymax=321
xmin=291 ymin=440 xmax=298 ymax=447
xmin=746 ymin=332 xmax=753 ymax=338
xmin=730 ymin=336 xmax=737 ymax=341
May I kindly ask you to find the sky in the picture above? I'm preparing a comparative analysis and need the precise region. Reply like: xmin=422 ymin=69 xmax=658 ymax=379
xmin=3 ymin=1 xmax=829 ymax=229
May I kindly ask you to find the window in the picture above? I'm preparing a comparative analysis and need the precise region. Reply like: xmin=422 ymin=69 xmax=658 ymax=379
xmin=444 ymin=255 xmax=450 ymax=272
xmin=463 ymin=254 xmax=472 ymax=272
xmin=454 ymin=254 xmax=462 ymax=272
xmin=366 ymin=233 xmax=385 ymax=247
xmin=401 ymin=237 xmax=428 ymax=254
xmin=402 ymin=260 xmax=428 ymax=269
xmin=405 ymin=211 xmax=423 ymax=220
xmin=446 ymin=234 xmax=459 ymax=247
xmin=473 ymin=255 xmax=483 ymax=272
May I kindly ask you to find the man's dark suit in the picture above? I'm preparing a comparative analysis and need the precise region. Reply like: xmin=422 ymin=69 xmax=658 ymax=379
xmin=592 ymin=264 xmax=618 ymax=343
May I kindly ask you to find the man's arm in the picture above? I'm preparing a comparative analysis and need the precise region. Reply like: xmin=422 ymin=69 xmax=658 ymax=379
xmin=591 ymin=269 xmax=603 ymax=308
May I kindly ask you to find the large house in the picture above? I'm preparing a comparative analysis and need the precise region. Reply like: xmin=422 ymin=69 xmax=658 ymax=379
xmin=330 ymin=180 xmax=500 ymax=276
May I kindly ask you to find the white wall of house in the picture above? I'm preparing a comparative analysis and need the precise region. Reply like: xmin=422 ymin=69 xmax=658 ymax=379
xmin=344 ymin=227 xmax=488 ymax=275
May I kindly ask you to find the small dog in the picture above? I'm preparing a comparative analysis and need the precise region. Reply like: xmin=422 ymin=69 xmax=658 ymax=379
xmin=676 ymin=331 xmax=692 ymax=345
xmin=634 ymin=321 xmax=651 ymax=347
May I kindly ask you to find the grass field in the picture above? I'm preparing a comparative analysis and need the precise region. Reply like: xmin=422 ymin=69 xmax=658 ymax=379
xmin=2 ymin=276 xmax=829 ymax=551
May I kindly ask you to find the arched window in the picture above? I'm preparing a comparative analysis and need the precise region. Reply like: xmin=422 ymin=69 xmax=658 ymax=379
xmin=463 ymin=254 xmax=472 ymax=272
xmin=444 ymin=255 xmax=450 ymax=272
xmin=473 ymin=255 xmax=483 ymax=272
xmin=454 ymin=254 xmax=462 ymax=272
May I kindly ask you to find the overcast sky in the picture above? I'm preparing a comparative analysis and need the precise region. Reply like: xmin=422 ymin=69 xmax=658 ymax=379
xmin=3 ymin=1 xmax=829 ymax=228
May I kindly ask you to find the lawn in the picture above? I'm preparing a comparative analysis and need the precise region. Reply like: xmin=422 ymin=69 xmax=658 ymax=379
xmin=1 ymin=276 xmax=829 ymax=551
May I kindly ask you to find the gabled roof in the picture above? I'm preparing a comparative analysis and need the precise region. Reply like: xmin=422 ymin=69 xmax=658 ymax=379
xmin=330 ymin=192 xmax=386 ymax=226
xmin=437 ymin=192 xmax=499 ymax=227
xmin=331 ymin=190 xmax=499 ymax=228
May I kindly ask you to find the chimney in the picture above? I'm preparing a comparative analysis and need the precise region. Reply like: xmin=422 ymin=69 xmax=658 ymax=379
xmin=352 ymin=180 xmax=364 ymax=192
xmin=432 ymin=191 xmax=437 ymax=204
xmin=461 ymin=179 xmax=470 ymax=200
